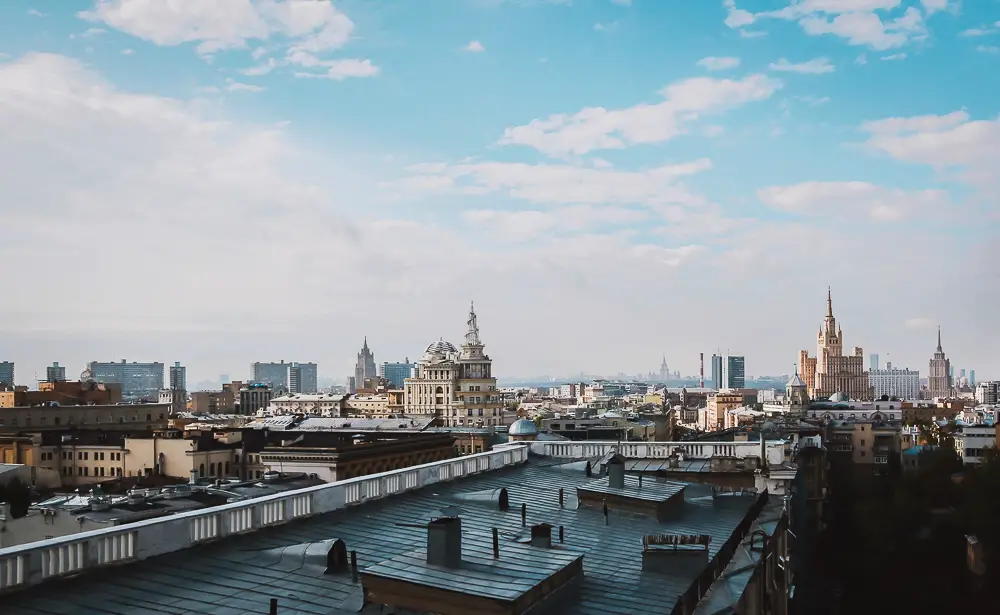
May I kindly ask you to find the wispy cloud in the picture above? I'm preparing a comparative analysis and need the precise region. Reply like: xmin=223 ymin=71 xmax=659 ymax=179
xmin=464 ymin=40 xmax=485 ymax=53
xmin=768 ymin=57 xmax=835 ymax=74
xmin=881 ymin=53 xmax=907 ymax=61
xmin=27 ymin=8 xmax=45 ymax=18
xmin=696 ymin=56 xmax=741 ymax=71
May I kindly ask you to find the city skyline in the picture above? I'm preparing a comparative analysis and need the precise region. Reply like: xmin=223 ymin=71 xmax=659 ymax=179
xmin=0 ymin=1 xmax=996 ymax=382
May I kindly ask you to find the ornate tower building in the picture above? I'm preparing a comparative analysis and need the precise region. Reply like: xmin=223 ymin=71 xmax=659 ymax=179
xmin=353 ymin=338 xmax=377 ymax=393
xmin=927 ymin=327 xmax=952 ymax=399
xmin=798 ymin=288 xmax=873 ymax=401
xmin=404 ymin=303 xmax=502 ymax=427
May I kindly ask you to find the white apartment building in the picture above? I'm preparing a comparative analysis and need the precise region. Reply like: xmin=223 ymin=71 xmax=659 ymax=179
xmin=975 ymin=381 xmax=999 ymax=405
xmin=868 ymin=364 xmax=921 ymax=400
xmin=953 ymin=425 xmax=996 ymax=465
xmin=268 ymin=393 xmax=344 ymax=416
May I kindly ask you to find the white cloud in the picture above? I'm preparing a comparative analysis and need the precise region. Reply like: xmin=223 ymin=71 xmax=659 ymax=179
xmin=463 ymin=205 xmax=649 ymax=241
xmin=855 ymin=53 xmax=868 ymax=64
xmin=739 ymin=30 xmax=768 ymax=39
xmin=28 ymin=8 xmax=46 ymax=18
xmin=610 ymin=0 xmax=632 ymax=5
xmin=795 ymin=95 xmax=831 ymax=105
xmin=960 ymin=27 xmax=998 ymax=37
xmin=499 ymin=74 xmax=782 ymax=157
xmin=696 ymin=56 xmax=742 ymax=71
xmin=919 ymin=0 xmax=949 ymax=15
xmin=757 ymin=181 xmax=952 ymax=221
xmin=768 ymin=57 xmax=835 ymax=73
xmin=293 ymin=58 xmax=379 ymax=80
xmin=880 ymin=52 xmax=906 ymax=60
xmin=121 ymin=48 xmax=134 ymax=55
xmin=390 ymin=158 xmax=714 ymax=207
xmin=464 ymin=40 xmax=485 ymax=52
xmin=861 ymin=112 xmax=1000 ymax=191
xmin=978 ymin=45 xmax=1000 ymax=54
xmin=226 ymin=78 xmax=264 ymax=92
xmin=594 ymin=21 xmax=621 ymax=32
xmin=240 ymin=57 xmax=278 ymax=75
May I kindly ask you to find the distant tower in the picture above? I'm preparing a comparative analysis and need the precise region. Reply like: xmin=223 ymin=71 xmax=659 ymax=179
xmin=354 ymin=338 xmax=377 ymax=392
xmin=927 ymin=327 xmax=952 ymax=399
xmin=699 ymin=353 xmax=704 ymax=388
xmin=46 ymin=362 xmax=67 ymax=383
xmin=169 ymin=362 xmax=186 ymax=392
xmin=660 ymin=354 xmax=669 ymax=381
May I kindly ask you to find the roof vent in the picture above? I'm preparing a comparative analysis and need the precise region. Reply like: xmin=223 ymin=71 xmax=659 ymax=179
xmin=325 ymin=538 xmax=349 ymax=574
xmin=530 ymin=523 xmax=553 ymax=549
xmin=607 ymin=455 xmax=625 ymax=489
xmin=427 ymin=516 xmax=463 ymax=569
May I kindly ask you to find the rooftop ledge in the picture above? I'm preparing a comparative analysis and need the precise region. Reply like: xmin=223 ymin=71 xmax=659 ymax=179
xmin=0 ymin=439 xmax=785 ymax=595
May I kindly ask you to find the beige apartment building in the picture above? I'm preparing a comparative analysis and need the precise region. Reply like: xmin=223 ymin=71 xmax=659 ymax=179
xmin=706 ymin=392 xmax=745 ymax=431
xmin=827 ymin=420 xmax=900 ymax=473
xmin=0 ymin=403 xmax=170 ymax=433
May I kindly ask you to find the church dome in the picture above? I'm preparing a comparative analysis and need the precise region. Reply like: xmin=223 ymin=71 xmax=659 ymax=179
xmin=507 ymin=419 xmax=538 ymax=436
xmin=828 ymin=392 xmax=849 ymax=403
xmin=786 ymin=373 xmax=806 ymax=388
xmin=423 ymin=339 xmax=458 ymax=356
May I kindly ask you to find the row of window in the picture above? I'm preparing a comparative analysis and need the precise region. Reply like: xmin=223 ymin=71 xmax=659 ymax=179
xmin=0 ymin=413 xmax=164 ymax=427
xmin=62 ymin=466 xmax=123 ymax=477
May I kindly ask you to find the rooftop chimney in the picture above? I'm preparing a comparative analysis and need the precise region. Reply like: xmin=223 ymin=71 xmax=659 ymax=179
xmin=189 ymin=469 xmax=198 ymax=485
xmin=607 ymin=455 xmax=625 ymax=489
xmin=530 ymin=523 xmax=553 ymax=549
xmin=427 ymin=517 xmax=463 ymax=568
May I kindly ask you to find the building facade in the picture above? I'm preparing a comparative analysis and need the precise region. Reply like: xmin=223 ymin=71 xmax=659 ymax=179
xmin=0 ymin=361 xmax=14 ymax=386
xmin=45 ymin=362 xmax=66 ymax=383
xmin=252 ymin=361 xmax=289 ymax=392
xmin=710 ymin=354 xmax=723 ymax=389
xmin=927 ymin=327 xmax=953 ymax=399
xmin=286 ymin=362 xmax=318 ymax=394
xmin=722 ymin=355 xmax=746 ymax=389
xmin=239 ymin=383 xmax=272 ymax=415
xmin=87 ymin=360 xmax=165 ymax=400
xmin=869 ymin=364 xmax=921 ymax=400
xmin=168 ymin=362 xmax=186 ymax=391
xmin=797 ymin=289 xmax=872 ymax=401
xmin=353 ymin=339 xmax=377 ymax=394
xmin=403 ymin=303 xmax=502 ymax=427
xmin=381 ymin=360 xmax=415 ymax=389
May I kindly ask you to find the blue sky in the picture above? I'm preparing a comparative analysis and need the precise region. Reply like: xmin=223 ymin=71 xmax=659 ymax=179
xmin=0 ymin=0 xmax=997 ymax=385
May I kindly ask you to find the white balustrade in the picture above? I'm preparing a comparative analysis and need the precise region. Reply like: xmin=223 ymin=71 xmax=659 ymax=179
xmin=523 ymin=440 xmax=785 ymax=464
xmin=0 ymin=446 xmax=529 ymax=595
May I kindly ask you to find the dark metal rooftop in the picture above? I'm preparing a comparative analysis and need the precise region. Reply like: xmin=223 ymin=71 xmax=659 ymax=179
xmin=3 ymin=460 xmax=768 ymax=615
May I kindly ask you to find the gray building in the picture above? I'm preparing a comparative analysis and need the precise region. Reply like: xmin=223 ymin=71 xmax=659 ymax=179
xmin=87 ymin=360 xmax=164 ymax=400
xmin=722 ymin=355 xmax=746 ymax=389
xmin=45 ymin=362 xmax=66 ymax=383
xmin=353 ymin=339 xmax=377 ymax=393
xmin=710 ymin=354 xmax=723 ymax=389
xmin=380 ymin=359 xmax=415 ymax=389
xmin=252 ymin=361 xmax=290 ymax=392
xmin=239 ymin=383 xmax=272 ymax=415
xmin=0 ymin=361 xmax=13 ymax=386
xmin=253 ymin=361 xmax=317 ymax=394
xmin=870 ymin=353 xmax=880 ymax=371
xmin=288 ymin=362 xmax=318 ymax=394
xmin=169 ymin=362 xmax=186 ymax=391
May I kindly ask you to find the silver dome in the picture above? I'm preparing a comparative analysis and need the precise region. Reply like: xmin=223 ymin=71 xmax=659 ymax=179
xmin=424 ymin=339 xmax=458 ymax=355
xmin=786 ymin=373 xmax=806 ymax=388
xmin=507 ymin=418 xmax=538 ymax=436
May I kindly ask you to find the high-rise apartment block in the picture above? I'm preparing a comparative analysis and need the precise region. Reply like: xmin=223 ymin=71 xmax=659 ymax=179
xmin=169 ymin=362 xmax=186 ymax=391
xmin=46 ymin=362 xmax=66 ymax=383
xmin=0 ymin=362 xmax=13 ymax=387
xmin=722 ymin=355 xmax=746 ymax=389
xmin=380 ymin=359 xmax=415 ymax=389
xmin=287 ymin=362 xmax=318 ymax=394
xmin=239 ymin=383 xmax=272 ymax=415
xmin=87 ymin=360 xmax=164 ymax=400
xmin=710 ymin=354 xmax=723 ymax=389
xmin=927 ymin=327 xmax=952 ymax=399
xmin=870 ymin=354 xmax=880 ymax=371
xmin=869 ymin=363 xmax=921 ymax=400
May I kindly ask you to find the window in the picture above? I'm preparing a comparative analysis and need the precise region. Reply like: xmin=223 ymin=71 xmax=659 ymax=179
xmin=199 ymin=464 xmax=205 ymax=477
xmin=54 ymin=417 xmax=61 ymax=425
xmin=225 ymin=462 xmax=230 ymax=475
xmin=210 ymin=463 xmax=216 ymax=476
xmin=861 ymin=439 xmax=865 ymax=446
xmin=84 ymin=467 xmax=89 ymax=476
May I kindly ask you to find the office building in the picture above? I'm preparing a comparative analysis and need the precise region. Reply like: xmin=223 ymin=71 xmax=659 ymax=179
xmin=0 ymin=361 xmax=13 ymax=387
xmin=927 ymin=327 xmax=952 ymax=399
xmin=869 ymin=363 xmax=921 ymax=400
xmin=168 ymin=362 xmax=186 ymax=391
xmin=970 ymin=369 xmax=976 ymax=387
xmin=287 ymin=362 xmax=318 ymax=394
xmin=87 ymin=360 xmax=165 ymax=400
xmin=239 ymin=383 xmax=272 ymax=415
xmin=870 ymin=354 xmax=879 ymax=371
xmin=252 ymin=361 xmax=290 ymax=391
xmin=251 ymin=361 xmax=317 ymax=394
xmin=45 ymin=362 xmax=66 ymax=383
xmin=381 ymin=359 xmax=415 ymax=389
xmin=722 ymin=355 xmax=746 ymax=389
xmin=797 ymin=288 xmax=872 ymax=401
xmin=710 ymin=354 xmax=723 ymax=389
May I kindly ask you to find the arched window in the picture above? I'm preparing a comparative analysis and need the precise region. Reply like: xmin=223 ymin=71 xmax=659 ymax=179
xmin=210 ymin=463 xmax=216 ymax=476
xmin=225 ymin=462 xmax=230 ymax=475
xmin=199 ymin=463 xmax=205 ymax=477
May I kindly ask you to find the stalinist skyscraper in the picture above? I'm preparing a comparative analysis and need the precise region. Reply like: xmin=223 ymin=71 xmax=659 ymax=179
xmin=927 ymin=327 xmax=952 ymax=399
xmin=798 ymin=288 xmax=873 ymax=401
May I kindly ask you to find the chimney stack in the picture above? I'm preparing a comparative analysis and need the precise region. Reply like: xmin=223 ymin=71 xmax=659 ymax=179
xmin=530 ymin=523 xmax=553 ymax=549
xmin=607 ymin=456 xmax=625 ymax=489
xmin=427 ymin=517 xmax=463 ymax=568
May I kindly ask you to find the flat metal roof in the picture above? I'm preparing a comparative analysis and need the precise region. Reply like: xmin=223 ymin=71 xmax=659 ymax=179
xmin=3 ymin=461 xmax=766 ymax=615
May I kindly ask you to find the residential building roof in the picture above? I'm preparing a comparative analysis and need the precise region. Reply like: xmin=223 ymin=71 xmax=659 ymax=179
xmin=1 ymin=450 xmax=778 ymax=615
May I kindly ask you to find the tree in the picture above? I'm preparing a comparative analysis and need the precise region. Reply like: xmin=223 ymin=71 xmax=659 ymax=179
xmin=0 ymin=477 xmax=31 ymax=518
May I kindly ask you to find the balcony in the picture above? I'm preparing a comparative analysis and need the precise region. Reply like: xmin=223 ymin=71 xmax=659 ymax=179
xmin=511 ymin=440 xmax=787 ymax=465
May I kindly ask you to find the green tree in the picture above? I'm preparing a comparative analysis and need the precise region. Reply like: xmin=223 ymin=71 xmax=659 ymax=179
xmin=0 ymin=477 xmax=31 ymax=518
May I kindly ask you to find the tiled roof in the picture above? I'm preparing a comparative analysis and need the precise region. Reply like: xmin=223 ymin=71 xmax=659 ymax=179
xmin=3 ymin=461 xmax=768 ymax=615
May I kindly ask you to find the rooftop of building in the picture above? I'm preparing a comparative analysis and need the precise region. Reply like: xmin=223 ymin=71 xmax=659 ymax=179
xmin=0 ymin=444 xmax=785 ymax=615
xmin=271 ymin=393 xmax=346 ymax=402
xmin=246 ymin=416 xmax=435 ymax=432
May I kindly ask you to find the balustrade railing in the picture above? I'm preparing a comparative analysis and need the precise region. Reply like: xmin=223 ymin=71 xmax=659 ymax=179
xmin=515 ymin=440 xmax=786 ymax=465
xmin=0 ymin=445 xmax=528 ymax=594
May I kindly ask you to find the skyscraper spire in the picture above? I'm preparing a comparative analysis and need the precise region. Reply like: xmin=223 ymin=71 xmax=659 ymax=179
xmin=465 ymin=301 xmax=482 ymax=347
xmin=936 ymin=326 xmax=942 ymax=352
xmin=826 ymin=286 xmax=833 ymax=318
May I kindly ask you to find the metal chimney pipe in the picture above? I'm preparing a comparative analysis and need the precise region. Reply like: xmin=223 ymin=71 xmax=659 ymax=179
xmin=559 ymin=525 xmax=565 ymax=543
xmin=558 ymin=487 xmax=564 ymax=508
xmin=492 ymin=527 xmax=499 ymax=559
xmin=350 ymin=550 xmax=358 ymax=583
xmin=603 ymin=500 xmax=609 ymax=525
xmin=269 ymin=598 xmax=278 ymax=615
xmin=521 ymin=503 xmax=527 ymax=527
